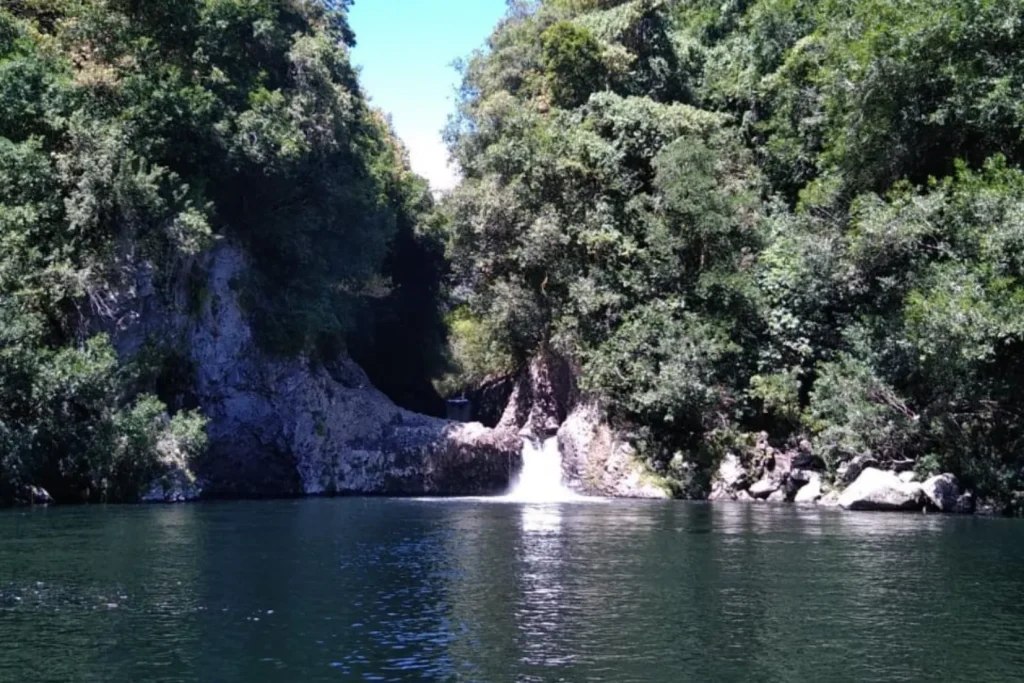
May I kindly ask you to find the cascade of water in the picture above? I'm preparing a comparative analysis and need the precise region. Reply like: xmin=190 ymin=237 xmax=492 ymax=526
xmin=502 ymin=436 xmax=583 ymax=502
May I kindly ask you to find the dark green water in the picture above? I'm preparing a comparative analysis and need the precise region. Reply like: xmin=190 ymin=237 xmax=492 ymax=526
xmin=2 ymin=499 xmax=1024 ymax=682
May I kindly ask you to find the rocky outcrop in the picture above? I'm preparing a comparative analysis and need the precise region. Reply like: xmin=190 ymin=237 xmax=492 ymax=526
xmin=838 ymin=468 xmax=925 ymax=511
xmin=103 ymin=243 xmax=520 ymax=499
xmin=498 ymin=349 xmax=576 ymax=436
xmin=708 ymin=434 xmax=829 ymax=504
xmin=556 ymin=402 xmax=668 ymax=498
xmin=921 ymin=474 xmax=960 ymax=512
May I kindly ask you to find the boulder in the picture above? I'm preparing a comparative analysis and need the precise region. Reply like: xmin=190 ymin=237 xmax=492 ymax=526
xmin=748 ymin=477 xmax=780 ymax=499
xmin=838 ymin=468 xmax=925 ymax=511
xmin=767 ymin=489 xmax=787 ymax=503
xmin=838 ymin=454 xmax=879 ymax=485
xmin=898 ymin=471 xmax=916 ymax=484
xmin=794 ymin=475 xmax=823 ymax=504
xmin=921 ymin=473 xmax=960 ymax=512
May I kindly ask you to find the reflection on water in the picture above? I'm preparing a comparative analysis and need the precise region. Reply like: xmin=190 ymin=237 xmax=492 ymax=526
xmin=516 ymin=504 xmax=574 ymax=672
xmin=3 ymin=500 xmax=1024 ymax=682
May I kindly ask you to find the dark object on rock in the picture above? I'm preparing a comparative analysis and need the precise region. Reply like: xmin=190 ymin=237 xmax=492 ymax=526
xmin=838 ymin=454 xmax=879 ymax=485
xmin=794 ymin=475 xmax=823 ymax=504
xmin=792 ymin=452 xmax=826 ymax=470
xmin=953 ymin=491 xmax=975 ymax=515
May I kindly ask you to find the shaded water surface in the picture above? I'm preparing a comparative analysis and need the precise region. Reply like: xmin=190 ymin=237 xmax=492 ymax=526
xmin=2 ymin=499 xmax=1024 ymax=682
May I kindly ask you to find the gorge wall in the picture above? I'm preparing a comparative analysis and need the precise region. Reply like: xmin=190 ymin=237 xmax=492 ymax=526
xmin=103 ymin=243 xmax=520 ymax=501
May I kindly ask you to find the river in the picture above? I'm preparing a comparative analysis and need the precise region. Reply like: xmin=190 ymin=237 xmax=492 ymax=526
xmin=2 ymin=499 xmax=1024 ymax=682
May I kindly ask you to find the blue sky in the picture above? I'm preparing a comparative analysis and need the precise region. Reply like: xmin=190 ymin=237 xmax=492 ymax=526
xmin=348 ymin=0 xmax=508 ymax=191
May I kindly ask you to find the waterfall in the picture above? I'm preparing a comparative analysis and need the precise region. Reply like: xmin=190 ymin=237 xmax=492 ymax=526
xmin=502 ymin=437 xmax=583 ymax=502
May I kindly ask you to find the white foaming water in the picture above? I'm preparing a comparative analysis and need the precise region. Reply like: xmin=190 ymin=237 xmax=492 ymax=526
xmin=502 ymin=437 xmax=584 ymax=503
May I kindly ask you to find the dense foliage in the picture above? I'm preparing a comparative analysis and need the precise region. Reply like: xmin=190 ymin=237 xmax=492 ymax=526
xmin=0 ymin=0 xmax=446 ymax=502
xmin=445 ymin=0 xmax=1024 ymax=506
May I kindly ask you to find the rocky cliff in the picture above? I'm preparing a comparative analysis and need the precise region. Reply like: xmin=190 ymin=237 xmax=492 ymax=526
xmin=103 ymin=242 xmax=521 ymax=501
xmin=493 ymin=351 xmax=669 ymax=499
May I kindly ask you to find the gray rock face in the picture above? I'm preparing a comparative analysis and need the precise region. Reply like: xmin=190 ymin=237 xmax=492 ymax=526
xmin=921 ymin=474 xmax=960 ymax=512
xmin=557 ymin=402 xmax=668 ymax=498
xmin=838 ymin=468 xmax=924 ymax=511
xmin=103 ymin=243 xmax=520 ymax=498
xmin=793 ymin=474 xmax=823 ymax=504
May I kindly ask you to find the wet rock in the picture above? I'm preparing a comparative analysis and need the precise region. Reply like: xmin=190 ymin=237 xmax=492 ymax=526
xmin=921 ymin=473 xmax=960 ymax=513
xmin=767 ymin=489 xmax=787 ymax=503
xmin=838 ymin=468 xmax=924 ymax=511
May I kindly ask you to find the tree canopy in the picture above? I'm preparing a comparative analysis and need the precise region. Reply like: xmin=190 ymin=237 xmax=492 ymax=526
xmin=444 ymin=0 xmax=1024 ymax=506
xmin=0 ymin=0 xmax=447 ymax=502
